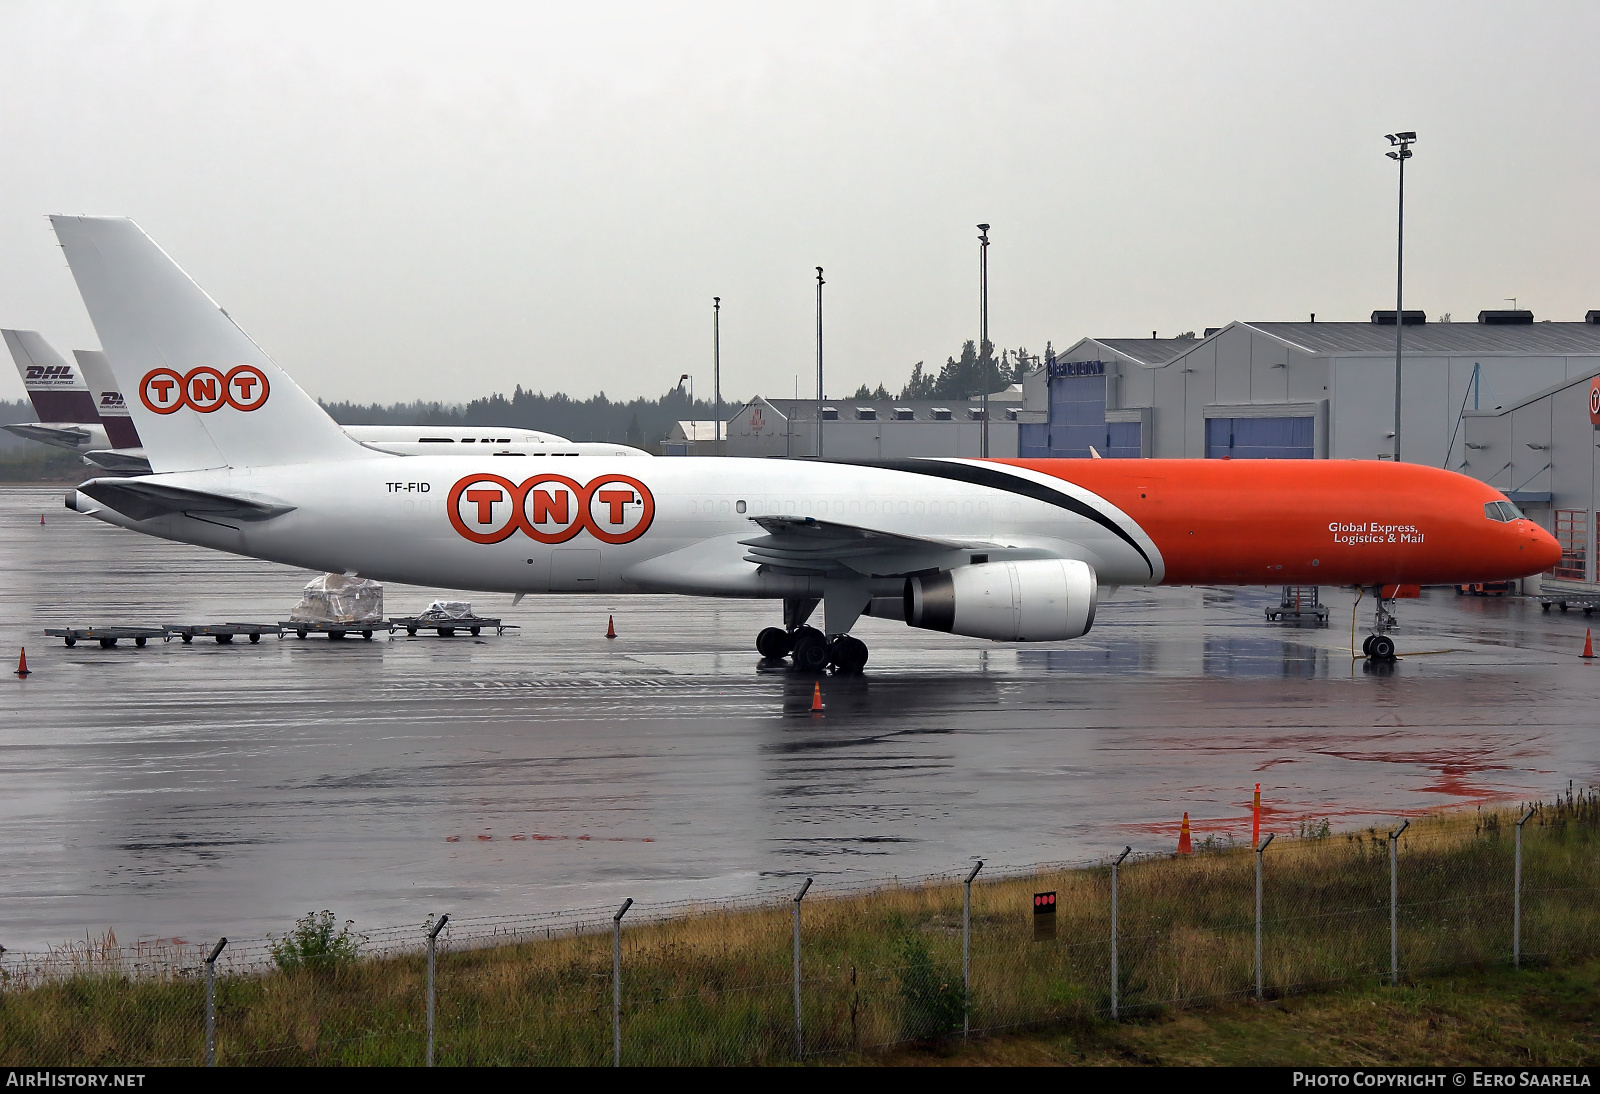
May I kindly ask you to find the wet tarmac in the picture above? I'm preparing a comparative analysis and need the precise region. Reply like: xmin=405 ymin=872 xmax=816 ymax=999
xmin=2 ymin=485 xmax=1596 ymax=948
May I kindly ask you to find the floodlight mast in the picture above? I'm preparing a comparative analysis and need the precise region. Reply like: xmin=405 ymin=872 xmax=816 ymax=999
xmin=1384 ymin=131 xmax=1417 ymax=463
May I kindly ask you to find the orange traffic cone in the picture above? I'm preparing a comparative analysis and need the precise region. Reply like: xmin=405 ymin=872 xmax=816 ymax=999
xmin=811 ymin=682 xmax=823 ymax=712
xmin=16 ymin=648 xmax=29 ymax=677
xmin=1584 ymin=629 xmax=1594 ymax=659
xmin=606 ymin=616 xmax=616 ymax=639
xmin=40 ymin=514 xmax=45 ymax=526
xmin=1178 ymin=812 xmax=1192 ymax=855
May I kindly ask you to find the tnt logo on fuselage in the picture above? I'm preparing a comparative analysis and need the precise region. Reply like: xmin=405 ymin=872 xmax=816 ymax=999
xmin=448 ymin=473 xmax=655 ymax=546
xmin=140 ymin=365 xmax=270 ymax=415
xmin=24 ymin=365 xmax=74 ymax=384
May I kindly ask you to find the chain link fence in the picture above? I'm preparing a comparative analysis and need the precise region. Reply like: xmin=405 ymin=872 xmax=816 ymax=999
xmin=3 ymin=793 xmax=1596 ymax=1066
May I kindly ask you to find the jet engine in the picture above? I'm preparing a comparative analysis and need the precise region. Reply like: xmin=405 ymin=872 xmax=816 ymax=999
xmin=903 ymin=559 xmax=1097 ymax=642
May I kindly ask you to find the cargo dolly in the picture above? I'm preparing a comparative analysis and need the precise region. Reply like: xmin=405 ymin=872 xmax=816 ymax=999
xmin=279 ymin=620 xmax=392 ymax=640
xmin=1538 ymin=595 xmax=1600 ymax=615
xmin=1265 ymin=585 xmax=1329 ymax=625
xmin=167 ymin=623 xmax=282 ymax=644
xmin=45 ymin=625 xmax=170 ymax=648
xmin=390 ymin=614 xmax=510 ymax=637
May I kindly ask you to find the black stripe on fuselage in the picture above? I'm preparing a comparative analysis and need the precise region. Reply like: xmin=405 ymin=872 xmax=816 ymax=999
xmin=829 ymin=457 xmax=1153 ymax=578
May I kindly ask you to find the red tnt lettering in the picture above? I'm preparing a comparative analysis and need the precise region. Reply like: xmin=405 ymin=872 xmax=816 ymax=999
xmin=464 ymin=488 xmax=503 ymax=525
xmin=150 ymin=379 xmax=176 ymax=401
xmin=531 ymin=489 xmax=568 ymax=525
xmin=597 ymin=490 xmax=634 ymax=525
xmin=190 ymin=376 xmax=217 ymax=402
xmin=231 ymin=374 xmax=257 ymax=399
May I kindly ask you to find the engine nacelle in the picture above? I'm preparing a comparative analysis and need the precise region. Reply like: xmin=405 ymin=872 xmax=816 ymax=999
xmin=904 ymin=559 xmax=1098 ymax=642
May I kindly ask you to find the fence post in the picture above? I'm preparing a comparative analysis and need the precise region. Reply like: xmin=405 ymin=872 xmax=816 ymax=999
xmin=1255 ymin=833 xmax=1274 ymax=1002
xmin=1111 ymin=846 xmax=1130 ymax=1020
xmin=792 ymin=878 xmax=812 ymax=1057
xmin=204 ymin=934 xmax=227 ymax=1062
xmin=426 ymin=914 xmax=448 ymax=1067
xmin=1515 ymin=807 xmax=1536 ymax=968
xmin=612 ymin=898 xmax=633 ymax=1068
xmin=1389 ymin=820 xmax=1409 ymax=986
xmin=962 ymin=861 xmax=983 ymax=1038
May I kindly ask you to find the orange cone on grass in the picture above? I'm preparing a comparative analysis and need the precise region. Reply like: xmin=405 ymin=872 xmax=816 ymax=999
xmin=1178 ymin=812 xmax=1192 ymax=855
xmin=606 ymin=615 xmax=616 ymax=639
xmin=811 ymin=682 xmax=823 ymax=712
xmin=1584 ymin=629 xmax=1594 ymax=659
xmin=16 ymin=648 xmax=30 ymax=677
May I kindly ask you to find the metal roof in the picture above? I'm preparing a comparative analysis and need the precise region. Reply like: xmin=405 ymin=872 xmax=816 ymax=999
xmin=1246 ymin=321 xmax=1600 ymax=356
xmin=1089 ymin=338 xmax=1199 ymax=365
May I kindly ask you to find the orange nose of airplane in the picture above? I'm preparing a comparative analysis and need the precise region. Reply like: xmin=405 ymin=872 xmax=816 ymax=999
xmin=1526 ymin=521 xmax=1563 ymax=574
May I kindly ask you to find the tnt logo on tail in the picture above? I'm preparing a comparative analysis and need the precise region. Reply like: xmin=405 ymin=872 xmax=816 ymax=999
xmin=141 ymin=365 xmax=270 ymax=414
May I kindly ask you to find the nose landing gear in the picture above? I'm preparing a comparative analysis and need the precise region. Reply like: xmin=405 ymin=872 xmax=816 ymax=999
xmin=1363 ymin=593 xmax=1399 ymax=662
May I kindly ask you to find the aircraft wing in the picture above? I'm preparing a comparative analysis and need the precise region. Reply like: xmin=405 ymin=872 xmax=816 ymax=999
xmin=740 ymin=515 xmax=993 ymax=577
xmin=77 ymin=479 xmax=295 ymax=522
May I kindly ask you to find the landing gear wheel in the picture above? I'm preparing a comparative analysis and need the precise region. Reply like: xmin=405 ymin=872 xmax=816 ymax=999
xmin=297 ymin=629 xmax=308 ymax=639
xmin=1369 ymin=634 xmax=1396 ymax=661
xmin=756 ymin=626 xmax=793 ymax=660
xmin=829 ymin=635 xmax=869 ymax=675
xmin=791 ymin=628 xmax=831 ymax=674
xmin=407 ymin=627 xmax=418 ymax=636
xmin=1362 ymin=635 xmax=1375 ymax=656
xmin=362 ymin=630 xmax=373 ymax=639
xmin=438 ymin=627 xmax=455 ymax=637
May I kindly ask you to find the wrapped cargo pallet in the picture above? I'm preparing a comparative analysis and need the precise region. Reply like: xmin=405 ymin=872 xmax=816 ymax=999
xmin=289 ymin=574 xmax=384 ymax=624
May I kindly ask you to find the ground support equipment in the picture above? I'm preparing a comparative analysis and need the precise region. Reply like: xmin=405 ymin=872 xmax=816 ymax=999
xmin=167 ymin=623 xmax=282 ymax=644
xmin=45 ymin=626 xmax=169 ymax=649
xmin=1265 ymin=585 xmax=1329 ymax=625
xmin=389 ymin=615 xmax=509 ymax=637
xmin=279 ymin=620 xmax=390 ymax=640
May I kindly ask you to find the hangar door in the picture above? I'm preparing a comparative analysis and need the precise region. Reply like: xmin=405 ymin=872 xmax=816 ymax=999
xmin=1205 ymin=416 xmax=1314 ymax=459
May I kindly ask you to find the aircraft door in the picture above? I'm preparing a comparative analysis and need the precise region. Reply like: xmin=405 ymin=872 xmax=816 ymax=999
xmin=550 ymin=548 xmax=601 ymax=591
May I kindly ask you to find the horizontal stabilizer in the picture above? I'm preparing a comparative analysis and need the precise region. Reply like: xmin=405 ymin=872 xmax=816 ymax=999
xmin=78 ymin=479 xmax=295 ymax=523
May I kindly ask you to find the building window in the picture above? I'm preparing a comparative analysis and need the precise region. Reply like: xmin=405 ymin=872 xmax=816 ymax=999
xmin=1552 ymin=510 xmax=1587 ymax=580
xmin=1205 ymin=416 xmax=1314 ymax=459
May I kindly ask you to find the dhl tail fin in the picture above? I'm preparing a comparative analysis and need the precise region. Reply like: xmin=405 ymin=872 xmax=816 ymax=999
xmin=4 ymin=329 xmax=99 ymax=424
xmin=73 ymin=351 xmax=142 ymax=449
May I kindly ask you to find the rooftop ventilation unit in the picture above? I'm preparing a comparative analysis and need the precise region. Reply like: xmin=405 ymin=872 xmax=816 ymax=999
xmin=1371 ymin=311 xmax=1427 ymax=325
xmin=1204 ymin=327 xmax=1221 ymax=337
xmin=1005 ymin=407 xmax=1019 ymax=421
xmin=1586 ymin=311 xmax=1600 ymax=325
xmin=820 ymin=406 xmax=838 ymax=420
xmin=1478 ymin=310 xmax=1534 ymax=325
xmin=892 ymin=407 xmax=914 ymax=420
xmin=930 ymin=407 xmax=952 ymax=421
xmin=854 ymin=407 xmax=877 ymax=420
xmin=967 ymin=407 xmax=987 ymax=421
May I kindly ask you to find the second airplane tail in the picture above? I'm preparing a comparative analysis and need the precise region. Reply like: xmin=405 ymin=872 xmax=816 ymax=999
xmin=51 ymin=216 xmax=373 ymax=473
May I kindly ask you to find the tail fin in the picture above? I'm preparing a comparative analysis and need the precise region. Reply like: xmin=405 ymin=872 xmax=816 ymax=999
xmin=4 ymin=329 xmax=100 ymax=424
xmin=73 ymin=350 xmax=142 ymax=449
xmin=50 ymin=216 xmax=371 ymax=472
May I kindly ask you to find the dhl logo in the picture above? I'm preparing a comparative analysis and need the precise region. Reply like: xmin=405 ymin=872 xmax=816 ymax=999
xmin=447 ymin=473 xmax=655 ymax=545
xmin=24 ymin=365 xmax=74 ymax=381
xmin=99 ymin=392 xmax=125 ymax=408
xmin=140 ymin=365 xmax=270 ymax=415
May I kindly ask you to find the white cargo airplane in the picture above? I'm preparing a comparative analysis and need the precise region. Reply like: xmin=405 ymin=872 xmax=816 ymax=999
xmin=6 ymin=328 xmax=648 ymax=470
xmin=53 ymin=216 xmax=1559 ymax=672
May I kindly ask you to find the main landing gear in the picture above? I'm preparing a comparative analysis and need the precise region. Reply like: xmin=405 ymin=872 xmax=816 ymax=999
xmin=1362 ymin=591 xmax=1399 ymax=663
xmin=755 ymin=598 xmax=869 ymax=675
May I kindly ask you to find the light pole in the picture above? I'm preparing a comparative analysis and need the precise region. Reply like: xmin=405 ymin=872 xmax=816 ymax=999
xmin=1385 ymin=132 xmax=1416 ymax=463
xmin=815 ymin=267 xmax=825 ymax=459
xmin=713 ymin=297 xmax=722 ymax=457
xmin=978 ymin=223 xmax=991 ymax=459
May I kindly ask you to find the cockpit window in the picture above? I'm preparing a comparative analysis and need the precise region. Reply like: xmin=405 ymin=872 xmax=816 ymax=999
xmin=1484 ymin=501 xmax=1524 ymax=522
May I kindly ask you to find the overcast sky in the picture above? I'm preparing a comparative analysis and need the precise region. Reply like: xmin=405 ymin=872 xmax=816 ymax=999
xmin=0 ymin=1 xmax=1595 ymax=406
